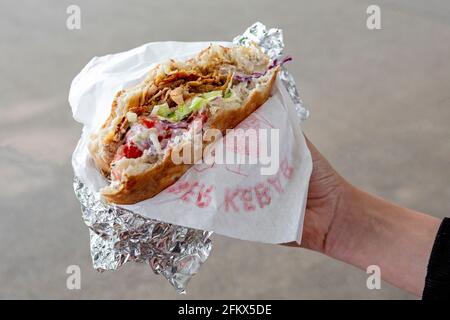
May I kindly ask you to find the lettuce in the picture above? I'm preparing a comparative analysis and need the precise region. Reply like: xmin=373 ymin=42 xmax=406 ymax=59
xmin=172 ymin=104 xmax=191 ymax=121
xmin=189 ymin=96 xmax=207 ymax=112
xmin=202 ymin=90 xmax=222 ymax=101
xmin=154 ymin=90 xmax=223 ymax=122
xmin=151 ymin=102 xmax=172 ymax=118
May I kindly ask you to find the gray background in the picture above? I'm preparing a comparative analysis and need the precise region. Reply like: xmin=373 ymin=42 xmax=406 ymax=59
xmin=1 ymin=0 xmax=450 ymax=299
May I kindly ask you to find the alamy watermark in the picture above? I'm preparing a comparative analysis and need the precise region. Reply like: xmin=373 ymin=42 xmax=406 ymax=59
xmin=66 ymin=5 xmax=81 ymax=30
xmin=66 ymin=265 xmax=81 ymax=290
xmin=366 ymin=5 xmax=381 ymax=30
xmin=170 ymin=120 xmax=280 ymax=176
xmin=366 ymin=265 xmax=381 ymax=290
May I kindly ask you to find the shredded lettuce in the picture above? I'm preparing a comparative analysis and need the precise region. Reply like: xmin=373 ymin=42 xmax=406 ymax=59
xmin=172 ymin=104 xmax=191 ymax=121
xmin=151 ymin=102 xmax=172 ymax=117
xmin=223 ymin=86 xmax=243 ymax=103
xmin=223 ymin=89 xmax=233 ymax=99
xmin=189 ymin=96 xmax=207 ymax=112
xmin=154 ymin=90 xmax=224 ymax=122
xmin=202 ymin=90 xmax=222 ymax=101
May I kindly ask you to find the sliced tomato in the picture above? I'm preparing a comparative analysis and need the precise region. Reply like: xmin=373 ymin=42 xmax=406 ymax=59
xmin=123 ymin=143 xmax=143 ymax=158
xmin=141 ymin=118 xmax=155 ymax=129
xmin=158 ymin=133 xmax=166 ymax=142
xmin=158 ymin=130 xmax=172 ymax=141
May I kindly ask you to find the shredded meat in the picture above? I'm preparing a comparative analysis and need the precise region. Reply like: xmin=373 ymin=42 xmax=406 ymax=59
xmin=148 ymin=87 xmax=169 ymax=105
xmin=129 ymin=66 xmax=232 ymax=115
xmin=157 ymin=71 xmax=201 ymax=86
xmin=141 ymin=84 xmax=158 ymax=105
xmin=169 ymin=86 xmax=185 ymax=106
xmin=113 ymin=116 xmax=128 ymax=141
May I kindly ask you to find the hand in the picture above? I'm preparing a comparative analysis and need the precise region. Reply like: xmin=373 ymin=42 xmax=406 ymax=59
xmin=289 ymin=138 xmax=348 ymax=253
xmin=287 ymin=137 xmax=441 ymax=296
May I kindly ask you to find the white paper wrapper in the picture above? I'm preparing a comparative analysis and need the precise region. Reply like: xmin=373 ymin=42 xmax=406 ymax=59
xmin=70 ymin=29 xmax=312 ymax=244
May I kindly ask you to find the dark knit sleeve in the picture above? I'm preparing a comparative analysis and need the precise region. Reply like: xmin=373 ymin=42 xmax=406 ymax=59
xmin=422 ymin=217 xmax=450 ymax=300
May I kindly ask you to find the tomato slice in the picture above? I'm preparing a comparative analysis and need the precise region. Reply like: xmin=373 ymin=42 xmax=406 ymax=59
xmin=141 ymin=118 xmax=155 ymax=128
xmin=123 ymin=143 xmax=143 ymax=158
xmin=158 ymin=130 xmax=172 ymax=141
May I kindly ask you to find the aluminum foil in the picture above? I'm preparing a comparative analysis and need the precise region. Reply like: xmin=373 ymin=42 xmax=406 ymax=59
xmin=74 ymin=177 xmax=212 ymax=293
xmin=234 ymin=21 xmax=309 ymax=120
xmin=73 ymin=22 xmax=307 ymax=294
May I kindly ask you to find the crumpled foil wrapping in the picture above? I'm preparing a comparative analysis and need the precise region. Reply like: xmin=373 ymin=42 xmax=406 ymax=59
xmin=234 ymin=21 xmax=309 ymax=120
xmin=73 ymin=177 xmax=212 ymax=293
xmin=73 ymin=21 xmax=307 ymax=294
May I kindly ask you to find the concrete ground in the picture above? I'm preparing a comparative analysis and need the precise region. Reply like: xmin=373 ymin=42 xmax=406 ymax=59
xmin=1 ymin=0 xmax=450 ymax=299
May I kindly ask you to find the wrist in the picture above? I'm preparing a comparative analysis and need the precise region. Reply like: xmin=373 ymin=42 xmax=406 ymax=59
xmin=322 ymin=181 xmax=363 ymax=259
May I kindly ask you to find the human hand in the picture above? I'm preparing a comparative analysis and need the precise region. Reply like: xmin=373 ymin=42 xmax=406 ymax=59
xmin=287 ymin=137 xmax=440 ymax=296
xmin=286 ymin=138 xmax=349 ymax=254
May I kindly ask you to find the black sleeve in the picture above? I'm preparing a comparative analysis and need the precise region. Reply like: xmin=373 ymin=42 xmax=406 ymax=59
xmin=422 ymin=217 xmax=450 ymax=300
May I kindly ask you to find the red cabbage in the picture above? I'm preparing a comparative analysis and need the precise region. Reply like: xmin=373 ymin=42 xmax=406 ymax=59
xmin=234 ymin=55 xmax=292 ymax=83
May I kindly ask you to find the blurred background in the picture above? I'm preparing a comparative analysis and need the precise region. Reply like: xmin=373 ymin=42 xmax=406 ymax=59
xmin=1 ymin=0 xmax=450 ymax=299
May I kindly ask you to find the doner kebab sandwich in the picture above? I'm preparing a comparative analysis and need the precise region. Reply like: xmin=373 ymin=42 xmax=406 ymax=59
xmin=88 ymin=44 xmax=288 ymax=204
